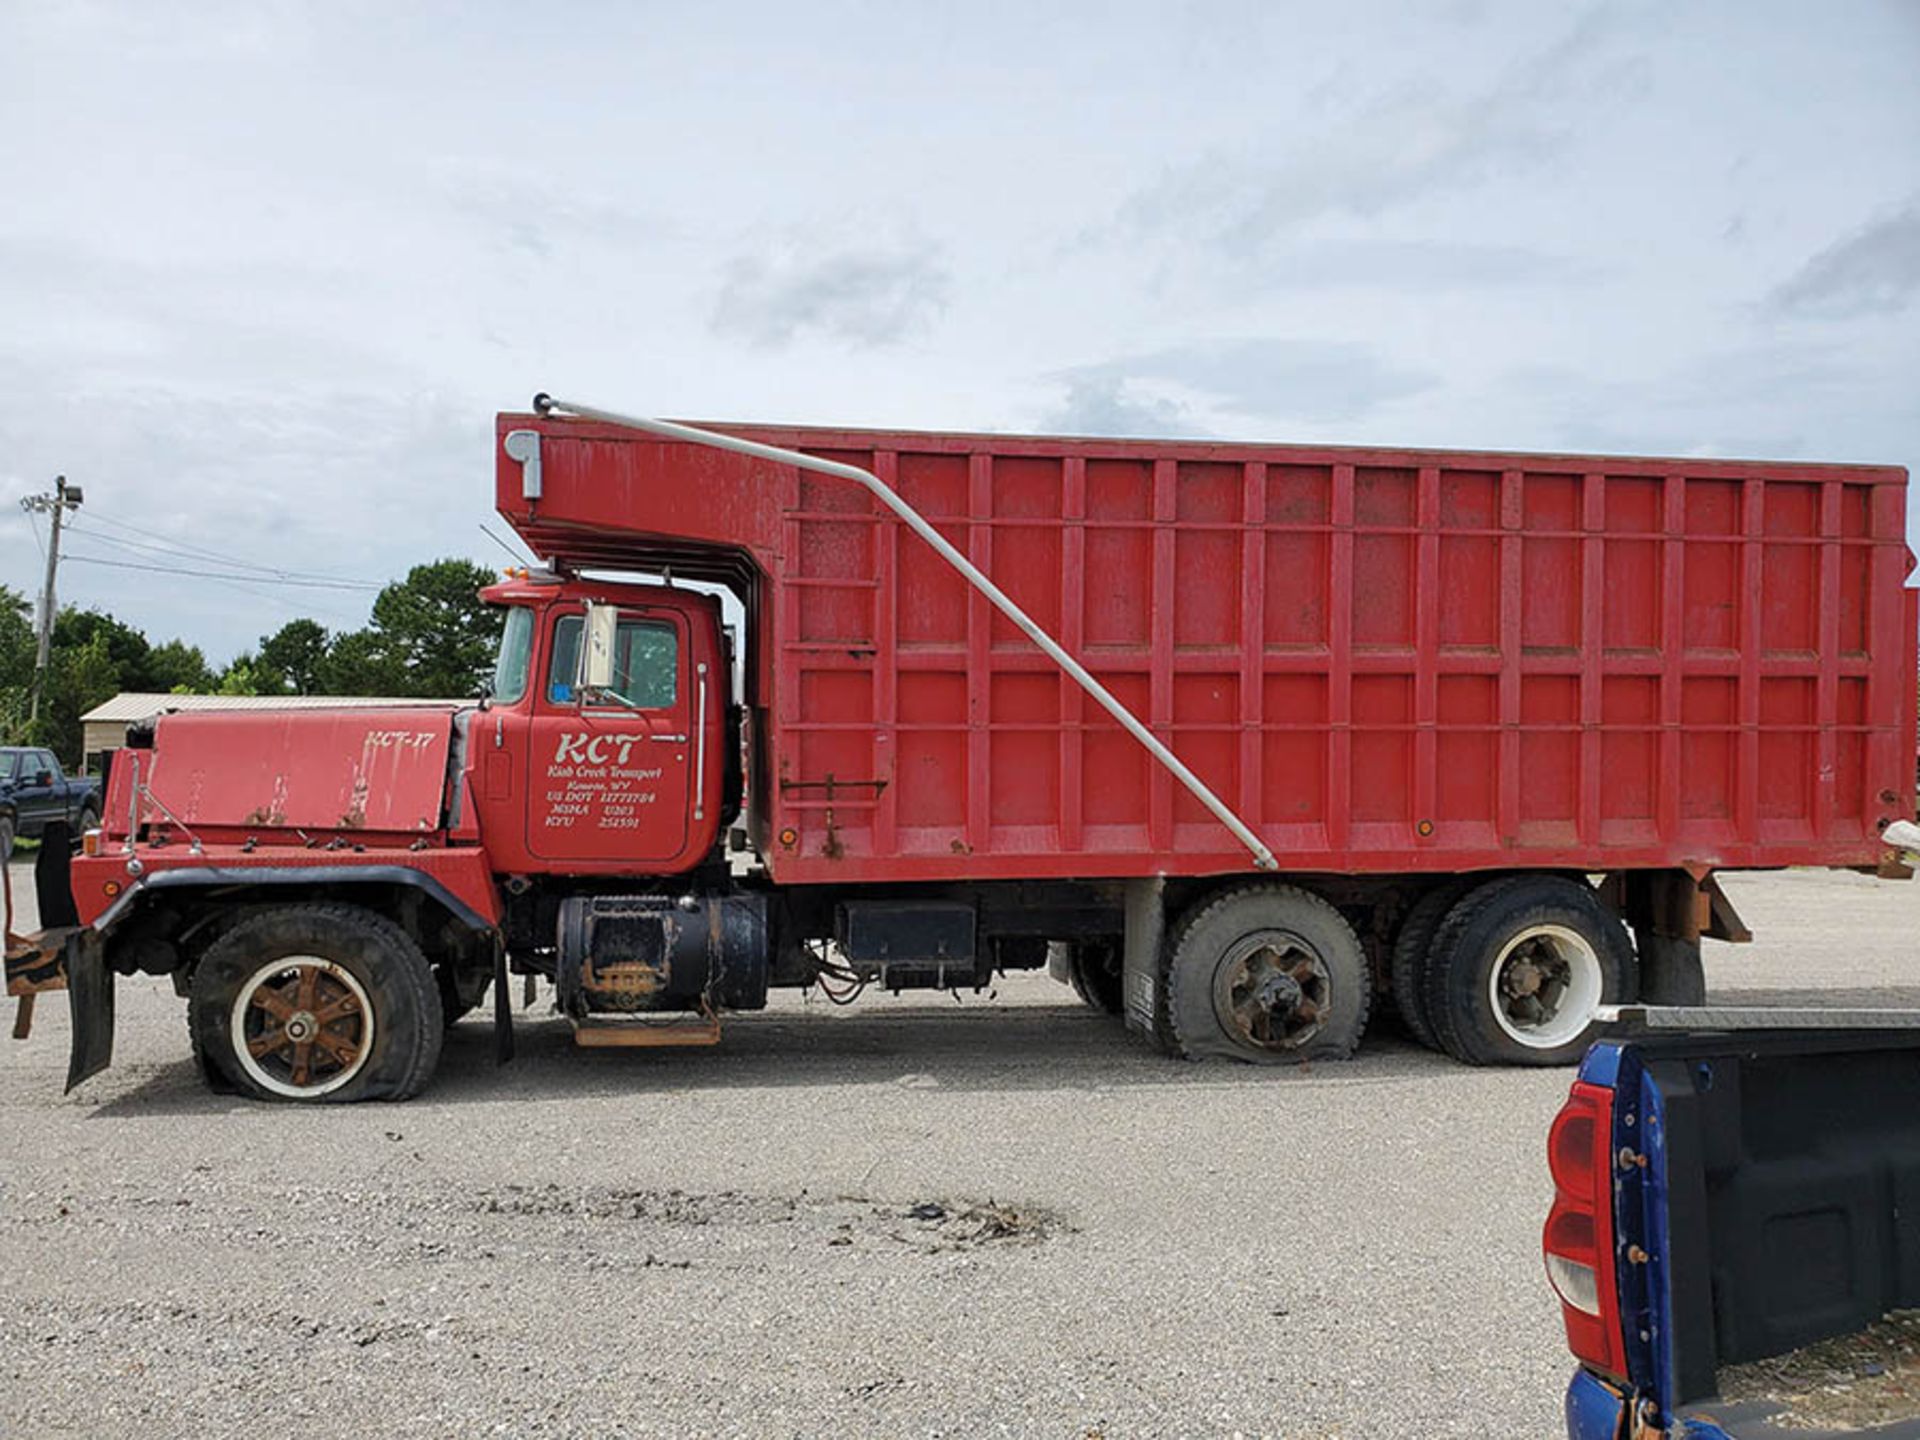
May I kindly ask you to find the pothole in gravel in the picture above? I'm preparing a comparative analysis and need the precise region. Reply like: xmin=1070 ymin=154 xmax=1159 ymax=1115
xmin=468 ymin=1183 xmax=1064 ymax=1252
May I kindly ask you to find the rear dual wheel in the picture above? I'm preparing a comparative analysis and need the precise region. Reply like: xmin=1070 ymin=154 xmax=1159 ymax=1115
xmin=1419 ymin=876 xmax=1635 ymax=1066
xmin=1388 ymin=880 xmax=1471 ymax=1049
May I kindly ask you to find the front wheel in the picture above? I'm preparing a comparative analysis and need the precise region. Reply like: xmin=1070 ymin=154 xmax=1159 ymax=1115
xmin=188 ymin=903 xmax=443 ymax=1102
xmin=1165 ymin=884 xmax=1369 ymax=1063
xmin=1422 ymin=876 xmax=1635 ymax=1066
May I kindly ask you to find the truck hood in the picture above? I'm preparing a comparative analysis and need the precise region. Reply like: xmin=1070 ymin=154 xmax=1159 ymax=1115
xmin=126 ymin=706 xmax=464 ymax=836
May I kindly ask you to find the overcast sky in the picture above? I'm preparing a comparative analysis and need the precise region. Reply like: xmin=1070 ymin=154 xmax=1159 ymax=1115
xmin=5 ymin=1 xmax=1917 ymax=663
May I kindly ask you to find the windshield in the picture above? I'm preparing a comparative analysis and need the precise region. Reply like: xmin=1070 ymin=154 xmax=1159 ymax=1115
xmin=490 ymin=607 xmax=534 ymax=704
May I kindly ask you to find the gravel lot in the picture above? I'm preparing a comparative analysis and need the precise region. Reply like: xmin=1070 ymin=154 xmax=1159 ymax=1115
xmin=3 ymin=866 xmax=1917 ymax=1438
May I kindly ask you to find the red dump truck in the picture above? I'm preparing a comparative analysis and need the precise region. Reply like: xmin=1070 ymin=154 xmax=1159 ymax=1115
xmin=6 ymin=396 xmax=1913 ymax=1102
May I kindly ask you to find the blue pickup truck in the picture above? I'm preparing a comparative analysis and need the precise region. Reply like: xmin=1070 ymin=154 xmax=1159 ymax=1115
xmin=1550 ymin=1008 xmax=1920 ymax=1438
xmin=0 ymin=746 xmax=99 ymax=861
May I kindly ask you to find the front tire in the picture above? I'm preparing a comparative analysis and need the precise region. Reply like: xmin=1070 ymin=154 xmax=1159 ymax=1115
xmin=1422 ymin=876 xmax=1634 ymax=1066
xmin=0 ymin=814 xmax=13 ymax=863
xmin=1165 ymin=884 xmax=1369 ymax=1063
xmin=188 ymin=903 xmax=443 ymax=1102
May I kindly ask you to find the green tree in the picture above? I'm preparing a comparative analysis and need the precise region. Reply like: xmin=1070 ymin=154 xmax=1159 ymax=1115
xmin=315 ymin=559 xmax=499 ymax=698
xmin=40 ymin=634 xmax=121 ymax=765
xmin=0 ymin=586 xmax=36 ymax=743
xmin=215 ymin=653 xmax=267 ymax=696
xmin=314 ymin=627 xmax=405 ymax=696
xmin=366 ymin=559 xmax=501 ymax=697
xmin=257 ymin=618 xmax=329 ymax=695
xmin=52 ymin=609 xmax=156 ymax=689
xmin=149 ymin=638 xmax=215 ymax=693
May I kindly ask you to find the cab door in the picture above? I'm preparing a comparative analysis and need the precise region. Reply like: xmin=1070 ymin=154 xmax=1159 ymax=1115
xmin=526 ymin=607 xmax=693 ymax=866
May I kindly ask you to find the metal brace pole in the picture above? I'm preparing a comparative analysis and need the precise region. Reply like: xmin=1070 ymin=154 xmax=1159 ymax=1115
xmin=531 ymin=394 xmax=1277 ymax=871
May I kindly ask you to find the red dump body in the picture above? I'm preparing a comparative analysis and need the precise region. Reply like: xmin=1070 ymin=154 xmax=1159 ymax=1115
xmin=497 ymin=414 xmax=1915 ymax=885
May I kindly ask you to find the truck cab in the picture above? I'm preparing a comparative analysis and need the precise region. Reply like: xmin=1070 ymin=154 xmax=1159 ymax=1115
xmin=467 ymin=570 xmax=736 ymax=878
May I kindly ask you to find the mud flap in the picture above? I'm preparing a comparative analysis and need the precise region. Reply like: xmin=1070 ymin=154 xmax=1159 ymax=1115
xmin=64 ymin=929 xmax=112 ymax=1092
xmin=491 ymin=938 xmax=514 ymax=1066
xmin=1121 ymin=877 xmax=1167 ymax=1040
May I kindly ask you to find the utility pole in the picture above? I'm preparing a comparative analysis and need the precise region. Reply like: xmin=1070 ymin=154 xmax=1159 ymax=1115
xmin=20 ymin=475 xmax=82 ymax=727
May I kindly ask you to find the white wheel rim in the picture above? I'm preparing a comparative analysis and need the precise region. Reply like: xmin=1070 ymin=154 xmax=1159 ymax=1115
xmin=1486 ymin=923 xmax=1603 ymax=1049
xmin=229 ymin=956 xmax=375 ymax=1098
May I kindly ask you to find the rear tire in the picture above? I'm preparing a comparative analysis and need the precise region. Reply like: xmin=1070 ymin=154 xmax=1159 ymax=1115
xmin=188 ymin=903 xmax=443 ymax=1102
xmin=1388 ymin=880 xmax=1470 ymax=1050
xmin=1166 ymin=884 xmax=1370 ymax=1063
xmin=1422 ymin=876 xmax=1634 ymax=1066
xmin=1067 ymin=940 xmax=1125 ymax=1016
xmin=0 ymin=815 xmax=13 ymax=863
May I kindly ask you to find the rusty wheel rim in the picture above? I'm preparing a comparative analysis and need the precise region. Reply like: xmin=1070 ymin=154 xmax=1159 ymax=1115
xmin=1211 ymin=929 xmax=1330 ymax=1051
xmin=228 ymin=956 xmax=373 ymax=1098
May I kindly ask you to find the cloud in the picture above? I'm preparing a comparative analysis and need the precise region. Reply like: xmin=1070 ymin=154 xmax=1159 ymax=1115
xmin=1498 ymin=341 xmax=1920 ymax=463
xmin=1054 ymin=338 xmax=1438 ymax=428
xmin=1252 ymin=239 xmax=1592 ymax=290
xmin=711 ymin=244 xmax=949 ymax=348
xmin=445 ymin=177 xmax=676 ymax=263
xmin=1104 ymin=11 xmax=1638 ymax=267
xmin=1041 ymin=377 xmax=1207 ymax=438
xmin=1770 ymin=200 xmax=1920 ymax=317
xmin=0 ymin=347 xmax=493 ymax=656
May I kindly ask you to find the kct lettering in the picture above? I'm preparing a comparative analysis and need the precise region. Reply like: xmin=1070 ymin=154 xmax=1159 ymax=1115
xmin=553 ymin=732 xmax=647 ymax=765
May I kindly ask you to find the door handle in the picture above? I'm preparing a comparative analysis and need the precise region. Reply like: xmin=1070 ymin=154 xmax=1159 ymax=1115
xmin=650 ymin=734 xmax=687 ymax=743
xmin=693 ymin=664 xmax=710 ymax=822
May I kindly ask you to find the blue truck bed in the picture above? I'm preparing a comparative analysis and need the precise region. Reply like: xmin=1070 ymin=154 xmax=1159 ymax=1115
xmin=1553 ymin=1008 xmax=1920 ymax=1438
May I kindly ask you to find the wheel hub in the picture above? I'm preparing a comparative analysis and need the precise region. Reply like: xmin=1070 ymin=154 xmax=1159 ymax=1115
xmin=1487 ymin=925 xmax=1603 ymax=1049
xmin=1252 ymin=969 xmax=1303 ymax=1011
xmin=1215 ymin=932 xmax=1329 ymax=1051
xmin=1503 ymin=958 xmax=1546 ymax=999
xmin=229 ymin=957 xmax=373 ymax=1098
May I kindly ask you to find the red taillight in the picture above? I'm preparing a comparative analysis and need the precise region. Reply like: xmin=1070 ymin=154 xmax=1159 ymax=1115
xmin=1543 ymin=1079 xmax=1627 ymax=1379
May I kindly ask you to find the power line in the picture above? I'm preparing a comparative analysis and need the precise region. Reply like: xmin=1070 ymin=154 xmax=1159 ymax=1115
xmin=64 ymin=513 xmax=383 ymax=587
xmin=187 ymin=572 xmax=369 ymax=630
xmin=62 ymin=519 xmax=380 ymax=587
xmin=63 ymin=553 xmax=383 ymax=591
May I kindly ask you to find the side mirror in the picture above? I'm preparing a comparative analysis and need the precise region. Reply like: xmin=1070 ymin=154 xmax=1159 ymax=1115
xmin=578 ymin=602 xmax=619 ymax=695
xmin=34 ymin=770 xmax=51 ymax=787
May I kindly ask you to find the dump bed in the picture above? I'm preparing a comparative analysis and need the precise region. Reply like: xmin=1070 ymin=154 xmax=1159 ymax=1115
xmin=497 ymin=415 xmax=1915 ymax=884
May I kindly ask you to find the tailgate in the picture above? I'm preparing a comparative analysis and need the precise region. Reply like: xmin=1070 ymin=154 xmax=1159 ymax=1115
xmin=1610 ymin=1010 xmax=1920 ymax=1429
